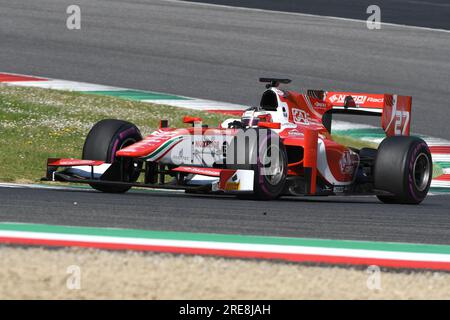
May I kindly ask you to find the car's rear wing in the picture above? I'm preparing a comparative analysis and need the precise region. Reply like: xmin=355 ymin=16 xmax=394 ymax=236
xmin=324 ymin=92 xmax=412 ymax=136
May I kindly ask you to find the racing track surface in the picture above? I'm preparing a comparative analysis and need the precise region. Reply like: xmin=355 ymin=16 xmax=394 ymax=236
xmin=1 ymin=186 xmax=450 ymax=245
xmin=0 ymin=0 xmax=449 ymax=138
xmin=0 ymin=0 xmax=449 ymax=246
xmin=185 ymin=0 xmax=450 ymax=30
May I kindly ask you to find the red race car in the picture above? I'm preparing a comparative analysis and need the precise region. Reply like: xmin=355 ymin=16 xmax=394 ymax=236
xmin=45 ymin=78 xmax=432 ymax=204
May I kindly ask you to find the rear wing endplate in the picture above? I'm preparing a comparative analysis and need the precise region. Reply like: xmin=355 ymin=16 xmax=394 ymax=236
xmin=324 ymin=92 xmax=412 ymax=136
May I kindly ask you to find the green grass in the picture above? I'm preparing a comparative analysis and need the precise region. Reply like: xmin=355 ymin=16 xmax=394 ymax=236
xmin=0 ymin=85 xmax=228 ymax=182
xmin=1 ymin=84 xmax=435 ymax=183
xmin=331 ymin=135 xmax=378 ymax=150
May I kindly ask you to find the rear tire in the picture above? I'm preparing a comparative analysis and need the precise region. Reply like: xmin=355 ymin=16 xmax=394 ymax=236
xmin=374 ymin=136 xmax=432 ymax=204
xmin=82 ymin=119 xmax=142 ymax=193
xmin=226 ymin=128 xmax=287 ymax=200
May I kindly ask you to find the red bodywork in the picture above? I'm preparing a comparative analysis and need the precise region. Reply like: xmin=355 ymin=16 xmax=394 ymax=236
xmin=46 ymin=83 xmax=413 ymax=196
xmin=113 ymin=87 xmax=412 ymax=192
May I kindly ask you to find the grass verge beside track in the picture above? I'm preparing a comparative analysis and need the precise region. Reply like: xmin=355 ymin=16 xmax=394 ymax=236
xmin=0 ymin=84 xmax=375 ymax=183
xmin=0 ymin=85 xmax=227 ymax=182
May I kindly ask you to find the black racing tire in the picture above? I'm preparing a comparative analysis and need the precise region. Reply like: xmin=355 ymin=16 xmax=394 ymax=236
xmin=82 ymin=119 xmax=142 ymax=193
xmin=374 ymin=136 xmax=432 ymax=204
xmin=226 ymin=128 xmax=287 ymax=200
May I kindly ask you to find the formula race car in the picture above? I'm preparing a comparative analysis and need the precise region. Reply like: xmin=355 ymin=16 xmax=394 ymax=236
xmin=44 ymin=78 xmax=433 ymax=204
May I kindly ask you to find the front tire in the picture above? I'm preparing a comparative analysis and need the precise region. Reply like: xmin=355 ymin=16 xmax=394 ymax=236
xmin=226 ymin=128 xmax=287 ymax=200
xmin=82 ymin=119 xmax=142 ymax=193
xmin=374 ymin=136 xmax=432 ymax=204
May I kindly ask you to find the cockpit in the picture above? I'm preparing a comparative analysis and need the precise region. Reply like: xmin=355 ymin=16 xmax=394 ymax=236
xmin=260 ymin=89 xmax=279 ymax=111
xmin=224 ymin=78 xmax=291 ymax=129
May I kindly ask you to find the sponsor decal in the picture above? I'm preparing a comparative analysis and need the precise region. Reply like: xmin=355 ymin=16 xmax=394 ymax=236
xmin=292 ymin=108 xmax=310 ymax=125
xmin=367 ymin=97 xmax=384 ymax=103
xmin=183 ymin=167 xmax=221 ymax=176
xmin=193 ymin=137 xmax=223 ymax=156
xmin=225 ymin=182 xmax=240 ymax=191
xmin=394 ymin=111 xmax=410 ymax=135
xmin=328 ymin=94 xmax=368 ymax=105
xmin=224 ymin=173 xmax=240 ymax=190
xmin=172 ymin=148 xmax=190 ymax=163
xmin=288 ymin=129 xmax=303 ymax=136
xmin=339 ymin=150 xmax=356 ymax=175
xmin=48 ymin=159 xmax=103 ymax=166
xmin=313 ymin=101 xmax=328 ymax=109
xmin=194 ymin=139 xmax=219 ymax=148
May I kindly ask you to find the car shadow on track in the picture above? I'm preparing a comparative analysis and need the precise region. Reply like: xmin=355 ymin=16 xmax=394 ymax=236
xmin=29 ymin=185 xmax=445 ymax=207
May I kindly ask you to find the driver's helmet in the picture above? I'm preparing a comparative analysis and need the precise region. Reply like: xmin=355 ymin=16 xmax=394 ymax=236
xmin=241 ymin=110 xmax=273 ymax=127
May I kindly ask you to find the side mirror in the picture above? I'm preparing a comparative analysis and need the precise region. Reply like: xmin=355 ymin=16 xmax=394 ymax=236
xmin=159 ymin=119 xmax=169 ymax=128
xmin=183 ymin=116 xmax=202 ymax=124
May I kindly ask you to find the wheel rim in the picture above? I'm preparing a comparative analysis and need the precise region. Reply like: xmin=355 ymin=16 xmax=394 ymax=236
xmin=413 ymin=153 xmax=430 ymax=192
xmin=262 ymin=145 xmax=285 ymax=186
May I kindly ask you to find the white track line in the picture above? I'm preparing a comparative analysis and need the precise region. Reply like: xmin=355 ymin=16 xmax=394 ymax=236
xmin=7 ymin=80 xmax=125 ymax=92
xmin=2 ymin=72 xmax=246 ymax=111
xmin=0 ymin=183 xmax=92 ymax=191
xmin=0 ymin=183 xmax=184 ymax=193
xmin=2 ymin=229 xmax=450 ymax=263
xmin=165 ymin=0 xmax=450 ymax=34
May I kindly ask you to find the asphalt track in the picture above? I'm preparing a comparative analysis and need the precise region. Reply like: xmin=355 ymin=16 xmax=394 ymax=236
xmin=0 ymin=0 xmax=449 ymax=245
xmin=0 ymin=0 xmax=449 ymax=138
xmin=0 ymin=186 xmax=450 ymax=245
